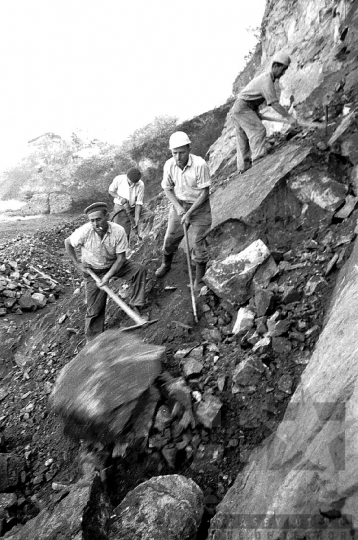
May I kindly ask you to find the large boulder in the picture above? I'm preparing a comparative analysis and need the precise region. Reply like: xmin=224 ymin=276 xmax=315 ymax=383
xmin=50 ymin=330 xmax=165 ymax=444
xmin=4 ymin=475 xmax=110 ymax=540
xmin=287 ymin=170 xmax=347 ymax=212
xmin=204 ymin=239 xmax=271 ymax=306
xmin=210 ymin=144 xmax=312 ymax=229
xmin=109 ymin=475 xmax=204 ymax=540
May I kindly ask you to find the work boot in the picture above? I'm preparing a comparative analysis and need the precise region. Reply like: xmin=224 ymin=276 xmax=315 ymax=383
xmin=194 ymin=262 xmax=207 ymax=290
xmin=155 ymin=253 xmax=174 ymax=278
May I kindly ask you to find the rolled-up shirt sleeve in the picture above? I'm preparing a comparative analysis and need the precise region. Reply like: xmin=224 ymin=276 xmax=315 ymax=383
xmin=108 ymin=176 xmax=118 ymax=194
xmin=161 ymin=161 xmax=174 ymax=190
xmin=68 ymin=226 xmax=86 ymax=249
xmin=196 ymin=162 xmax=211 ymax=189
xmin=114 ymin=228 xmax=129 ymax=254
xmin=136 ymin=182 xmax=144 ymax=205
xmin=261 ymin=76 xmax=278 ymax=106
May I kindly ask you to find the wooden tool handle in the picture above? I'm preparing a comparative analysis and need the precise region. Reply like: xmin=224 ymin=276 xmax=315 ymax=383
xmin=183 ymin=224 xmax=198 ymax=324
xmin=86 ymin=268 xmax=145 ymax=325
xmin=260 ymin=114 xmax=323 ymax=129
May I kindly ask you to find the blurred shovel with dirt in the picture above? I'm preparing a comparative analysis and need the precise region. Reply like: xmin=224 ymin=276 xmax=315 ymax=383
xmin=50 ymin=330 xmax=195 ymax=453
xmin=50 ymin=330 xmax=165 ymax=445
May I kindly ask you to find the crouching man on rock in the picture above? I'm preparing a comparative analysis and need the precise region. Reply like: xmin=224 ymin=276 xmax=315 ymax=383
xmin=155 ymin=131 xmax=212 ymax=290
xmin=64 ymin=202 xmax=147 ymax=341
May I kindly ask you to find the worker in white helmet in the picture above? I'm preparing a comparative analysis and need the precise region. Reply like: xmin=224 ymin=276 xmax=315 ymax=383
xmin=155 ymin=131 xmax=212 ymax=290
xmin=232 ymin=52 xmax=298 ymax=173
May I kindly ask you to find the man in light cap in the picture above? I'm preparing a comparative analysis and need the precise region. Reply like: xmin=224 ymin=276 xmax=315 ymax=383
xmin=108 ymin=167 xmax=153 ymax=240
xmin=232 ymin=51 xmax=297 ymax=173
xmin=155 ymin=131 xmax=212 ymax=290
xmin=64 ymin=202 xmax=147 ymax=341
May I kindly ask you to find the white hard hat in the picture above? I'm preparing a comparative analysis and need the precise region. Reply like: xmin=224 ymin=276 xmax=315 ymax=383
xmin=169 ymin=131 xmax=191 ymax=149
xmin=272 ymin=52 xmax=291 ymax=67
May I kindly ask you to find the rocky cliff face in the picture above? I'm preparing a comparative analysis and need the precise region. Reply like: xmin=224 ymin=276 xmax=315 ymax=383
xmin=208 ymin=0 xmax=357 ymax=180
xmin=206 ymin=0 xmax=358 ymax=537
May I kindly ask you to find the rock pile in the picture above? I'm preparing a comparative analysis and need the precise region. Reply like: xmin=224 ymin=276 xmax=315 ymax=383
xmin=0 ymin=260 xmax=60 ymax=315
xmin=0 ymin=219 xmax=86 ymax=316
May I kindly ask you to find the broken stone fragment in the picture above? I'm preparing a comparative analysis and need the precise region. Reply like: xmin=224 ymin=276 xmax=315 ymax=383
xmin=255 ymin=316 xmax=268 ymax=335
xmin=246 ymin=330 xmax=260 ymax=346
xmin=350 ymin=165 xmax=358 ymax=196
xmin=173 ymin=348 xmax=192 ymax=361
xmin=201 ymin=328 xmax=222 ymax=343
xmin=232 ymin=356 xmax=265 ymax=389
xmin=32 ymin=292 xmax=47 ymax=308
xmin=154 ymin=405 xmax=172 ymax=432
xmin=334 ymin=194 xmax=357 ymax=220
xmin=0 ymin=492 xmax=17 ymax=514
xmin=255 ymin=289 xmax=273 ymax=317
xmin=2 ymin=290 xmax=16 ymax=298
xmin=110 ymin=475 xmax=204 ymax=540
xmin=203 ymin=239 xmax=271 ymax=305
xmin=232 ymin=307 xmax=255 ymax=336
xmin=0 ymin=453 xmax=25 ymax=491
xmin=287 ymin=169 xmax=347 ymax=212
xmin=281 ymin=284 xmax=302 ymax=304
xmin=251 ymin=256 xmax=278 ymax=294
xmin=161 ymin=446 xmax=177 ymax=468
xmin=181 ymin=358 xmax=203 ymax=378
xmin=18 ymin=294 xmax=37 ymax=311
xmin=304 ymin=275 xmax=328 ymax=296
xmin=277 ymin=373 xmax=293 ymax=394
xmin=188 ymin=345 xmax=204 ymax=360
xmin=272 ymin=337 xmax=292 ymax=354
xmin=195 ymin=394 xmax=222 ymax=428
xmin=252 ymin=336 xmax=271 ymax=353
xmin=289 ymin=331 xmax=305 ymax=342
xmin=217 ymin=375 xmax=226 ymax=392
xmin=5 ymin=476 xmax=110 ymax=540
xmin=267 ymin=315 xmax=290 ymax=337
xmin=191 ymin=443 xmax=224 ymax=471
xmin=148 ymin=434 xmax=169 ymax=450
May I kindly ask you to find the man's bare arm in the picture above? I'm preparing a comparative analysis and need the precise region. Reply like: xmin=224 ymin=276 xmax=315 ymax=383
xmin=271 ymin=102 xmax=297 ymax=125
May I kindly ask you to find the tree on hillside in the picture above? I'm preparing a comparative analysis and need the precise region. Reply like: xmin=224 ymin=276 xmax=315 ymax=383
xmin=124 ymin=115 xmax=178 ymax=165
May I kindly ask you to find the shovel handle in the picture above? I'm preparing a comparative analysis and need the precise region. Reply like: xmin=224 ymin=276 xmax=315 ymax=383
xmin=183 ymin=224 xmax=198 ymax=324
xmin=260 ymin=114 xmax=323 ymax=129
xmin=86 ymin=268 xmax=146 ymax=326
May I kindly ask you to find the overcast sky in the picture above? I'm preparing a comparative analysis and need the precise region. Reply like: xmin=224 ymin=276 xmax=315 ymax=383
xmin=0 ymin=0 xmax=266 ymax=169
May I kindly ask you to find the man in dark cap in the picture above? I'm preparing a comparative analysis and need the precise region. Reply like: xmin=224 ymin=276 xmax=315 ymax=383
xmin=108 ymin=167 xmax=153 ymax=240
xmin=64 ymin=202 xmax=148 ymax=341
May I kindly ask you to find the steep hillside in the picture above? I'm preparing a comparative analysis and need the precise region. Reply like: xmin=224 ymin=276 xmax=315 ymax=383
xmin=1 ymin=0 xmax=358 ymax=539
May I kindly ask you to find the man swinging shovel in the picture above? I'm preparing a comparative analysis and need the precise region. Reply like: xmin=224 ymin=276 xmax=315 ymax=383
xmin=155 ymin=131 xmax=212 ymax=293
xmin=64 ymin=202 xmax=151 ymax=342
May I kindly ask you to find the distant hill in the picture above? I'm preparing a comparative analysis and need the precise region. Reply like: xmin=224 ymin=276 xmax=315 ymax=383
xmin=0 ymin=104 xmax=232 ymax=216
